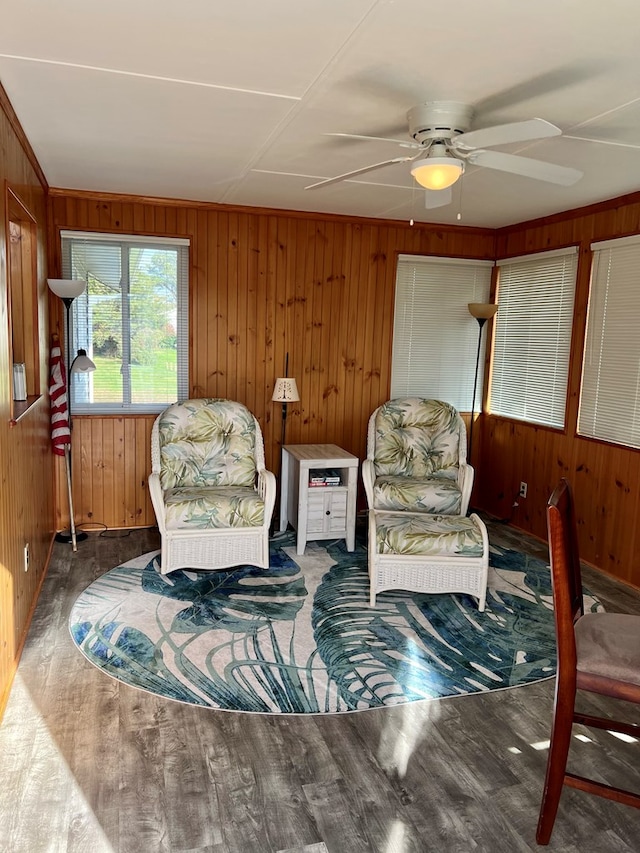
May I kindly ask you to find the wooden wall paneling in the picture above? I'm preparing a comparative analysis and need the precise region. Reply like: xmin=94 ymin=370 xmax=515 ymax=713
xmin=304 ymin=221 xmax=320 ymax=441
xmin=110 ymin=417 xmax=125 ymax=528
xmin=109 ymin=201 xmax=123 ymax=232
xmin=572 ymin=438 xmax=608 ymax=567
xmin=289 ymin=218 xmax=307 ymax=442
xmin=590 ymin=445 xmax=640 ymax=584
xmin=351 ymin=223 xmax=370 ymax=459
xmin=134 ymin=417 xmax=148 ymax=527
xmin=89 ymin=417 xmax=105 ymax=527
xmin=338 ymin=221 xmax=357 ymax=452
xmin=324 ymin=220 xmax=344 ymax=450
xmin=0 ymin=82 xmax=52 ymax=715
xmin=202 ymin=209 xmax=218 ymax=399
xmin=153 ymin=203 xmax=165 ymax=234
xmin=216 ymin=213 xmax=229 ymax=401
xmin=311 ymin=217 xmax=328 ymax=444
xmin=273 ymin=213 xmax=288 ymax=445
xmin=124 ymin=418 xmax=138 ymax=526
xmin=226 ymin=211 xmax=240 ymax=402
xmin=264 ymin=215 xmax=281 ymax=469
xmin=132 ymin=201 xmax=145 ymax=233
xmin=244 ymin=214 xmax=258 ymax=417
xmin=252 ymin=215 xmax=269 ymax=452
xmin=74 ymin=416 xmax=90 ymax=524
xmin=193 ymin=208 xmax=209 ymax=398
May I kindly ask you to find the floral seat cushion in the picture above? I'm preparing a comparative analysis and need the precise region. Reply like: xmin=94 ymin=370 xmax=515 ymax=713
xmin=158 ymin=398 xmax=258 ymax=491
xmin=164 ymin=486 xmax=265 ymax=530
xmin=371 ymin=398 xmax=465 ymax=516
xmin=373 ymin=474 xmax=462 ymax=514
xmin=373 ymin=398 xmax=462 ymax=479
xmin=375 ymin=512 xmax=484 ymax=557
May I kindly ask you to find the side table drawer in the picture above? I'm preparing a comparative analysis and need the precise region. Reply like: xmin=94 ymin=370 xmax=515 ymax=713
xmin=307 ymin=488 xmax=348 ymax=534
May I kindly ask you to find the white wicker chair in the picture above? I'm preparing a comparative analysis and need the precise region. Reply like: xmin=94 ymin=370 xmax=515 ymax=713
xmin=149 ymin=398 xmax=276 ymax=575
xmin=362 ymin=398 xmax=487 ymax=609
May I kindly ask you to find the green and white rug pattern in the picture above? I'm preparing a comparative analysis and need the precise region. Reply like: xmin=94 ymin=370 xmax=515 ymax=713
xmin=69 ymin=530 xmax=600 ymax=714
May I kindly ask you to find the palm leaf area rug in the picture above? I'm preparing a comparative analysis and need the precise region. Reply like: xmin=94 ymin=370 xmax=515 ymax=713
xmin=69 ymin=528 xmax=600 ymax=714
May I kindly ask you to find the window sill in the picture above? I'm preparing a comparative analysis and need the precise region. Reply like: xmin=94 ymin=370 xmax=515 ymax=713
xmin=10 ymin=394 xmax=42 ymax=426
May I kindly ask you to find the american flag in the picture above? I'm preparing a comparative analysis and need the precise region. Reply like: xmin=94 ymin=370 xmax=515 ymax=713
xmin=49 ymin=333 xmax=70 ymax=455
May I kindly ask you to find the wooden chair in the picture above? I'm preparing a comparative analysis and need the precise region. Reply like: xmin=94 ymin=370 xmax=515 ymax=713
xmin=536 ymin=478 xmax=640 ymax=844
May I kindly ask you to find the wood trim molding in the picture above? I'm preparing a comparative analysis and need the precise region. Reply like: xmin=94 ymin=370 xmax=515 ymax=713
xmin=48 ymin=186 xmax=496 ymax=239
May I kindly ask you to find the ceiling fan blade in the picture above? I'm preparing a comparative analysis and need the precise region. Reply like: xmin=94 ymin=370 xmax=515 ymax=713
xmin=305 ymin=157 xmax=413 ymax=190
xmin=564 ymin=134 xmax=640 ymax=150
xmin=475 ymin=65 xmax=599 ymax=117
xmin=325 ymin=132 xmax=419 ymax=149
xmin=454 ymin=119 xmax=561 ymax=151
xmin=468 ymin=149 xmax=583 ymax=186
xmin=424 ymin=186 xmax=452 ymax=209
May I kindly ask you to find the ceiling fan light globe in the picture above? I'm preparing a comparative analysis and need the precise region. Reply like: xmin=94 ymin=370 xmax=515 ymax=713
xmin=411 ymin=157 xmax=464 ymax=190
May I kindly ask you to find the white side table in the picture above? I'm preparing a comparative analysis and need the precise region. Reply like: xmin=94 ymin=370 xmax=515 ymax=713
xmin=279 ymin=444 xmax=359 ymax=555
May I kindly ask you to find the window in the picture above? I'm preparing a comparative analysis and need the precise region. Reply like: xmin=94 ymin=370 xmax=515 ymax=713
xmin=579 ymin=234 xmax=640 ymax=448
xmin=61 ymin=231 xmax=189 ymax=414
xmin=490 ymin=247 xmax=578 ymax=429
xmin=391 ymin=254 xmax=494 ymax=411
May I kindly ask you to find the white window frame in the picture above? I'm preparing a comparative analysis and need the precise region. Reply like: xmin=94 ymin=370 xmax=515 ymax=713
xmin=578 ymin=233 xmax=640 ymax=449
xmin=490 ymin=247 xmax=578 ymax=429
xmin=61 ymin=230 xmax=189 ymax=414
xmin=391 ymin=254 xmax=494 ymax=411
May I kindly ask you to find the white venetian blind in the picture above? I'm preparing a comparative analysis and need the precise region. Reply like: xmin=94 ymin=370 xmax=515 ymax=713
xmin=490 ymin=247 xmax=578 ymax=428
xmin=579 ymin=234 xmax=640 ymax=448
xmin=391 ymin=254 xmax=494 ymax=411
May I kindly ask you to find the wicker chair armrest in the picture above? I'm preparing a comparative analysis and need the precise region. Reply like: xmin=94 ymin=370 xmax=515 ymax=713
xmin=458 ymin=462 xmax=474 ymax=516
xmin=257 ymin=468 xmax=277 ymax=526
xmin=148 ymin=472 xmax=166 ymax=533
xmin=362 ymin=458 xmax=376 ymax=510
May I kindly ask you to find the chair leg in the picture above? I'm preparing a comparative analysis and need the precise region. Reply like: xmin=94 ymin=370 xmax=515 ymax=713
xmin=536 ymin=677 xmax=576 ymax=845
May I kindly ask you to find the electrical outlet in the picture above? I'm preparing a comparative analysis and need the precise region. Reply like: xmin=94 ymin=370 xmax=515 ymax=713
xmin=24 ymin=543 xmax=30 ymax=572
xmin=519 ymin=481 xmax=528 ymax=499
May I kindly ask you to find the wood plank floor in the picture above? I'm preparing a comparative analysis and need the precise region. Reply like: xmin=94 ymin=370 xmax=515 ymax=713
xmin=2 ymin=518 xmax=640 ymax=852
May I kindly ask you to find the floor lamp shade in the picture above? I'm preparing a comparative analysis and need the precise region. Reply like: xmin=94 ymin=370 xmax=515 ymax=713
xmin=467 ymin=303 xmax=498 ymax=464
xmin=71 ymin=349 xmax=96 ymax=373
xmin=272 ymin=378 xmax=300 ymax=404
xmin=47 ymin=279 xmax=86 ymax=300
xmin=468 ymin=302 xmax=499 ymax=322
xmin=272 ymin=377 xmax=300 ymax=447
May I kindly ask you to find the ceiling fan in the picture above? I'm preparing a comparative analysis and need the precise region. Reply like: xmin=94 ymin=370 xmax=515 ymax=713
xmin=305 ymin=101 xmax=584 ymax=208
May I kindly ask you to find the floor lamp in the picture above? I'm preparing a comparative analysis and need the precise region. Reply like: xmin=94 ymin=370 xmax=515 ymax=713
xmin=48 ymin=278 xmax=96 ymax=546
xmin=467 ymin=302 xmax=498 ymax=464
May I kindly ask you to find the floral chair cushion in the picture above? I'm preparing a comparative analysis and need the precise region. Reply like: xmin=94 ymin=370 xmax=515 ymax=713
xmin=375 ymin=513 xmax=484 ymax=557
xmin=373 ymin=474 xmax=462 ymax=514
xmin=164 ymin=486 xmax=265 ymax=530
xmin=158 ymin=399 xmax=258 ymax=491
xmin=373 ymin=398 xmax=462 ymax=479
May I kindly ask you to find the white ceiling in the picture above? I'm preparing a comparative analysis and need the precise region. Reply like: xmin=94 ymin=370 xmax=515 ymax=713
xmin=2 ymin=0 xmax=640 ymax=228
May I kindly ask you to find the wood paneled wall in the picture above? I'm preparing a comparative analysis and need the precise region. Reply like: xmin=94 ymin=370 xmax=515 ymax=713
xmin=0 ymin=84 xmax=52 ymax=715
xmin=479 ymin=193 xmax=640 ymax=586
xmin=48 ymin=192 xmax=495 ymax=530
